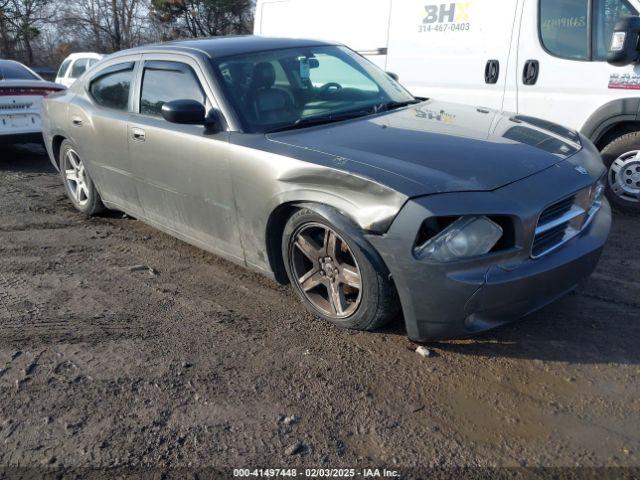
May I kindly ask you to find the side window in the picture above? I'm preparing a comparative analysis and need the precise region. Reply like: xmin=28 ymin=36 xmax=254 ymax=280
xmin=89 ymin=63 xmax=134 ymax=111
xmin=140 ymin=61 xmax=206 ymax=117
xmin=70 ymin=58 xmax=89 ymax=79
xmin=593 ymin=0 xmax=636 ymax=60
xmin=57 ymin=59 xmax=71 ymax=78
xmin=540 ymin=0 xmax=589 ymax=60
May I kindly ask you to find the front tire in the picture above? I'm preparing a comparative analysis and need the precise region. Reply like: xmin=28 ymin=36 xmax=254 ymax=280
xmin=59 ymin=140 xmax=105 ymax=216
xmin=282 ymin=208 xmax=399 ymax=331
xmin=601 ymin=131 xmax=640 ymax=214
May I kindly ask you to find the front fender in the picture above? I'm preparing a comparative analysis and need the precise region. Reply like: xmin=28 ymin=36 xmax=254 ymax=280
xmin=228 ymin=137 xmax=408 ymax=276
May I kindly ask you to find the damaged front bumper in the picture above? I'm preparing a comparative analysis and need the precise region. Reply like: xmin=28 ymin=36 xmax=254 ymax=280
xmin=367 ymin=163 xmax=612 ymax=342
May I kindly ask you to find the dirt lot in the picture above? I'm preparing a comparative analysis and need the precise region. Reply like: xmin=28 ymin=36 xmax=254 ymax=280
xmin=0 ymin=143 xmax=639 ymax=475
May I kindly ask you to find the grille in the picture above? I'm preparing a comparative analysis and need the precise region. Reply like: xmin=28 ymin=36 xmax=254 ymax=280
xmin=531 ymin=183 xmax=603 ymax=258
xmin=537 ymin=195 xmax=575 ymax=225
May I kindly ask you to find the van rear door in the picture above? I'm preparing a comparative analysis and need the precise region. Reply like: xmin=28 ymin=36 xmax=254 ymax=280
xmin=386 ymin=0 xmax=521 ymax=110
xmin=254 ymin=0 xmax=392 ymax=69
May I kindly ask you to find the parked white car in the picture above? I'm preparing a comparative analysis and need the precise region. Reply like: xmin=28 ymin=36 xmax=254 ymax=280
xmin=255 ymin=0 xmax=640 ymax=213
xmin=55 ymin=52 xmax=103 ymax=88
xmin=0 ymin=60 xmax=64 ymax=145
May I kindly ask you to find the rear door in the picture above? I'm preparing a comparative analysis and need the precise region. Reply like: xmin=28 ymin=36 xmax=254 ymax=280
xmin=127 ymin=54 xmax=242 ymax=261
xmin=386 ymin=0 xmax=521 ymax=110
xmin=516 ymin=0 xmax=640 ymax=130
xmin=68 ymin=58 xmax=142 ymax=215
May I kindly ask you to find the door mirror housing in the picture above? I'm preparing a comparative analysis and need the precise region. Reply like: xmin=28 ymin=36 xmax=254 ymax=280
xmin=161 ymin=99 xmax=206 ymax=124
xmin=608 ymin=16 xmax=640 ymax=67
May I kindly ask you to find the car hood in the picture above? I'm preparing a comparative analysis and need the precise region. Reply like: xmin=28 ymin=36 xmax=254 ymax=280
xmin=266 ymin=100 xmax=583 ymax=197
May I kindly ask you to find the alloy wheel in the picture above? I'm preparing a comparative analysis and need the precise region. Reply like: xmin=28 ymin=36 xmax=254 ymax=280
xmin=609 ymin=150 xmax=640 ymax=203
xmin=290 ymin=223 xmax=363 ymax=319
xmin=64 ymin=149 xmax=90 ymax=206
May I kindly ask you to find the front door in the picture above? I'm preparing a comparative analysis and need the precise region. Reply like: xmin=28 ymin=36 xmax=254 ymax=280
xmin=127 ymin=55 xmax=243 ymax=262
xmin=516 ymin=0 xmax=640 ymax=130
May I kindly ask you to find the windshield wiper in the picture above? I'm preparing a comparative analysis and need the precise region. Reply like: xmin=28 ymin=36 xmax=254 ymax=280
xmin=374 ymin=99 xmax=422 ymax=112
xmin=266 ymin=99 xmax=422 ymax=134
xmin=266 ymin=108 xmax=374 ymax=133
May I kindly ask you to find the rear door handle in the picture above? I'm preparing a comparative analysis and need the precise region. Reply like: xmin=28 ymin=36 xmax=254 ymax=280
xmin=71 ymin=116 xmax=83 ymax=127
xmin=484 ymin=60 xmax=500 ymax=84
xmin=523 ymin=60 xmax=539 ymax=86
xmin=131 ymin=127 xmax=146 ymax=142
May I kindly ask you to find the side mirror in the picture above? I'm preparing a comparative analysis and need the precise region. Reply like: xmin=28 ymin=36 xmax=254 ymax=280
xmin=608 ymin=16 xmax=640 ymax=67
xmin=161 ymin=99 xmax=206 ymax=124
xmin=387 ymin=71 xmax=400 ymax=81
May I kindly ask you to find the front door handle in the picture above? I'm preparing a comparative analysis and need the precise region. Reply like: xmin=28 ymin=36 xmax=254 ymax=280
xmin=71 ymin=116 xmax=83 ymax=127
xmin=131 ymin=127 xmax=146 ymax=142
xmin=484 ymin=59 xmax=500 ymax=84
xmin=523 ymin=60 xmax=540 ymax=86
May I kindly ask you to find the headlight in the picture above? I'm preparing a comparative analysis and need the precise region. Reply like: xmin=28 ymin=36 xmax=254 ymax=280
xmin=414 ymin=216 xmax=503 ymax=262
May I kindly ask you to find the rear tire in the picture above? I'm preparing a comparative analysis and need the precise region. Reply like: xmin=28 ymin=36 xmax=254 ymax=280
xmin=282 ymin=208 xmax=399 ymax=331
xmin=59 ymin=140 xmax=105 ymax=216
xmin=601 ymin=131 xmax=640 ymax=214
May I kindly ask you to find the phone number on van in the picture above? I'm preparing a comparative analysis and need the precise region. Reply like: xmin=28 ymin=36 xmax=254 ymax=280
xmin=418 ymin=22 xmax=470 ymax=33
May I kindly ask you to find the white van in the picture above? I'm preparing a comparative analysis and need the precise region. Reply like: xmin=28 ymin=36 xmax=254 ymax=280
xmin=255 ymin=0 xmax=640 ymax=213
xmin=55 ymin=52 xmax=104 ymax=88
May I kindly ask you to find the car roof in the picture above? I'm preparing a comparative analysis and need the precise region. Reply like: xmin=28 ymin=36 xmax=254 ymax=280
xmin=113 ymin=35 xmax=337 ymax=60
xmin=65 ymin=52 xmax=104 ymax=59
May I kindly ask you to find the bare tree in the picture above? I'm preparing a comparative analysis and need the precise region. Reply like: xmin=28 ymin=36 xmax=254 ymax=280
xmin=1 ymin=0 xmax=255 ymax=67
xmin=151 ymin=0 xmax=253 ymax=39
xmin=0 ymin=0 xmax=14 ymax=57
xmin=58 ymin=0 xmax=149 ymax=53
xmin=1 ymin=0 xmax=54 ymax=63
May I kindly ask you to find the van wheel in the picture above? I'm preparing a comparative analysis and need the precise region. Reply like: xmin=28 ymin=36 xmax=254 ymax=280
xmin=59 ymin=140 xmax=105 ymax=216
xmin=282 ymin=208 xmax=399 ymax=331
xmin=601 ymin=131 xmax=640 ymax=214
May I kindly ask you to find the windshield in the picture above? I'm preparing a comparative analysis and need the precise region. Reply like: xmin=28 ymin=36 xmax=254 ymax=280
xmin=211 ymin=45 xmax=415 ymax=133
xmin=57 ymin=59 xmax=72 ymax=78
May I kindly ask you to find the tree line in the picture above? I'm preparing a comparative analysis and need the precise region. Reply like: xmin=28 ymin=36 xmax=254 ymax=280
xmin=0 ymin=0 xmax=254 ymax=68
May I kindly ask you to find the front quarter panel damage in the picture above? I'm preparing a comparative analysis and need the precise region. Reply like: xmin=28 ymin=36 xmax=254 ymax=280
xmin=227 ymin=134 xmax=408 ymax=275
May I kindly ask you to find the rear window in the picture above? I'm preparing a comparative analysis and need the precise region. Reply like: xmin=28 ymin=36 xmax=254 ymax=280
xmin=89 ymin=62 xmax=135 ymax=111
xmin=0 ymin=61 xmax=39 ymax=80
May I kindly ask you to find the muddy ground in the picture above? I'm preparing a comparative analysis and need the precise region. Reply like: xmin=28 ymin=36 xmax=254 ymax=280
xmin=0 ymin=143 xmax=639 ymax=476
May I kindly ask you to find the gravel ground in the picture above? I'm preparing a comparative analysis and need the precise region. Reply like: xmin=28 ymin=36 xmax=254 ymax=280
xmin=0 ymin=143 xmax=639 ymax=476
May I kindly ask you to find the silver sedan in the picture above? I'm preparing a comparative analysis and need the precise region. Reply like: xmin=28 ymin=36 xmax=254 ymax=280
xmin=42 ymin=37 xmax=611 ymax=341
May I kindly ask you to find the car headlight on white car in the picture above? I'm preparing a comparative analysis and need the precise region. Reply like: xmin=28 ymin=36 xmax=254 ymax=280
xmin=414 ymin=216 xmax=504 ymax=262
